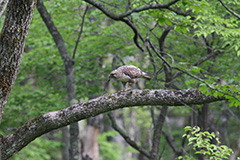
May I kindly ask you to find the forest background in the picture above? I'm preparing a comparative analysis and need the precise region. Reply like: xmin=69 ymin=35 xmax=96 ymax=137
xmin=0 ymin=0 xmax=240 ymax=160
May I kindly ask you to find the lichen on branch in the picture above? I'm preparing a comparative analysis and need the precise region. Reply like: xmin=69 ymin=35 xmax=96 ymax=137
xmin=2 ymin=89 xmax=224 ymax=159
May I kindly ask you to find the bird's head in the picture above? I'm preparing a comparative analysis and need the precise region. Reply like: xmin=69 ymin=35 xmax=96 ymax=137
xmin=104 ymin=71 xmax=117 ymax=92
xmin=109 ymin=71 xmax=117 ymax=79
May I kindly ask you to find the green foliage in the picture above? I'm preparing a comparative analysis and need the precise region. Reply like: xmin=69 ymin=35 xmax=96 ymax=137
xmin=12 ymin=136 xmax=62 ymax=160
xmin=180 ymin=126 xmax=234 ymax=160
xmin=199 ymin=83 xmax=240 ymax=107
xmin=98 ymin=131 xmax=121 ymax=160
xmin=2 ymin=82 xmax=66 ymax=134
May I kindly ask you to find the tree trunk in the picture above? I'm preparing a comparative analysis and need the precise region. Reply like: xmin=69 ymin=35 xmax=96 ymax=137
xmin=70 ymin=122 xmax=79 ymax=160
xmin=0 ymin=0 xmax=35 ymax=123
xmin=0 ymin=0 xmax=35 ymax=158
xmin=36 ymin=1 xmax=79 ymax=159
xmin=62 ymin=127 xmax=70 ymax=160
xmin=80 ymin=114 xmax=103 ymax=160
xmin=150 ymin=106 xmax=168 ymax=160
xmin=80 ymin=125 xmax=100 ymax=160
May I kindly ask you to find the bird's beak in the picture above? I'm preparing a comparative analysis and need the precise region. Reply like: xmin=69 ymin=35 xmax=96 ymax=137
xmin=109 ymin=74 xmax=115 ymax=79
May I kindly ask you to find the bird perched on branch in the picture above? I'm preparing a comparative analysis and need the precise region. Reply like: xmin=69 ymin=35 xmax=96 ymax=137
xmin=104 ymin=65 xmax=151 ymax=91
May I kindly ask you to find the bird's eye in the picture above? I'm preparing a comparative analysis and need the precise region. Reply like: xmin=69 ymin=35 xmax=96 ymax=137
xmin=110 ymin=73 xmax=116 ymax=78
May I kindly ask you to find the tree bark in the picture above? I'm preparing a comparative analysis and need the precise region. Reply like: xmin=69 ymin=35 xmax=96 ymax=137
xmin=150 ymin=106 xmax=168 ymax=160
xmin=1 ymin=89 xmax=225 ymax=159
xmin=0 ymin=0 xmax=35 ymax=122
xmin=62 ymin=127 xmax=70 ymax=160
xmin=80 ymin=125 xmax=100 ymax=160
xmin=0 ymin=0 xmax=35 ymax=158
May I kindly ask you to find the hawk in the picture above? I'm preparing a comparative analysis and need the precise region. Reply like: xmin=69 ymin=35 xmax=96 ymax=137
xmin=104 ymin=65 xmax=151 ymax=91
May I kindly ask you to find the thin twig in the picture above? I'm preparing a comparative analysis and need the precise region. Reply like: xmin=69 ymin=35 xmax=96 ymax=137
xmin=173 ymin=66 xmax=240 ymax=102
xmin=72 ymin=5 xmax=89 ymax=60
xmin=107 ymin=112 xmax=151 ymax=158
xmin=147 ymin=39 xmax=172 ymax=68
xmin=167 ymin=7 xmax=191 ymax=17
xmin=165 ymin=116 xmax=178 ymax=152
xmin=121 ymin=18 xmax=145 ymax=51
xmin=145 ymin=24 xmax=158 ymax=81
xmin=162 ymin=131 xmax=180 ymax=155
xmin=218 ymin=0 xmax=240 ymax=20
xmin=148 ymin=37 xmax=240 ymax=102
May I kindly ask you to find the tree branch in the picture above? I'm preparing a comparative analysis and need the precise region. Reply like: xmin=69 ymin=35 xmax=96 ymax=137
xmin=72 ymin=5 xmax=89 ymax=60
xmin=150 ymin=106 xmax=168 ymax=160
xmin=83 ymin=0 xmax=180 ymax=52
xmin=121 ymin=18 xmax=145 ymax=51
xmin=37 ymin=1 xmax=79 ymax=159
xmin=218 ymin=0 xmax=240 ymax=20
xmin=2 ymin=89 xmax=224 ymax=159
xmin=37 ymin=0 xmax=73 ymax=66
xmin=37 ymin=0 xmax=77 ymax=103
xmin=84 ymin=0 xmax=180 ymax=20
xmin=162 ymin=131 xmax=179 ymax=155
xmin=171 ymin=51 xmax=220 ymax=80
xmin=108 ymin=112 xmax=150 ymax=158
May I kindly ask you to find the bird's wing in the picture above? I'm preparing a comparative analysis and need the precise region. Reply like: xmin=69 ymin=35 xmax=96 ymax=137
xmin=122 ymin=66 xmax=143 ymax=79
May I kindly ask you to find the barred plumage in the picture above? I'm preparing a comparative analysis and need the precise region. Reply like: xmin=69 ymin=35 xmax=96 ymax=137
xmin=105 ymin=65 xmax=151 ymax=91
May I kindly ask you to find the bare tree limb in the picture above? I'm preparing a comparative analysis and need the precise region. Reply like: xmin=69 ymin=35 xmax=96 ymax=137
xmin=83 ymin=0 xmax=180 ymax=52
xmin=162 ymin=131 xmax=180 ymax=156
xmin=72 ymin=5 xmax=89 ymax=60
xmin=108 ymin=112 xmax=150 ymax=158
xmin=145 ymin=24 xmax=158 ymax=76
xmin=158 ymin=26 xmax=172 ymax=51
xmin=150 ymin=106 xmax=168 ymax=160
xmin=37 ymin=0 xmax=73 ymax=65
xmin=121 ymin=18 xmax=145 ymax=51
xmin=84 ymin=0 xmax=180 ymax=20
xmin=172 ymin=51 xmax=220 ymax=79
xmin=2 ymin=89 xmax=225 ymax=159
xmin=165 ymin=116 xmax=178 ymax=152
xmin=147 ymin=39 xmax=172 ymax=68
xmin=149 ymin=25 xmax=172 ymax=160
xmin=167 ymin=7 xmax=191 ymax=17
xmin=218 ymin=0 xmax=240 ymax=20
xmin=37 ymin=1 xmax=79 ymax=159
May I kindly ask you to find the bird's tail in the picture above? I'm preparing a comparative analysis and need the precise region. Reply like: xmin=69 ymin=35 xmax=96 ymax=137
xmin=143 ymin=72 xmax=152 ymax=80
